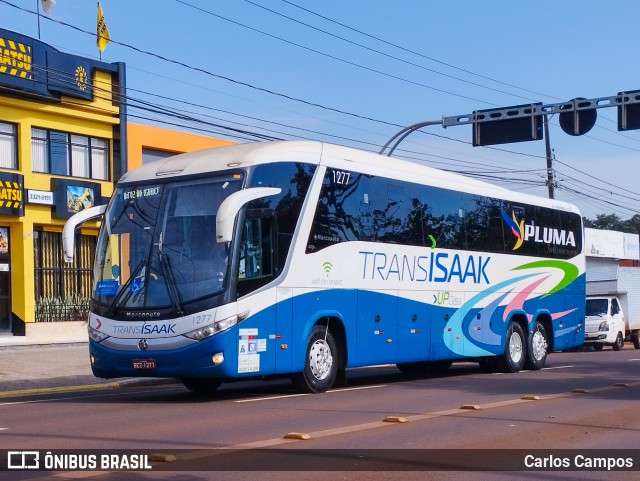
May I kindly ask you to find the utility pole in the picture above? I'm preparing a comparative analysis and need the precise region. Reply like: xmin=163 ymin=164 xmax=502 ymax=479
xmin=543 ymin=114 xmax=555 ymax=199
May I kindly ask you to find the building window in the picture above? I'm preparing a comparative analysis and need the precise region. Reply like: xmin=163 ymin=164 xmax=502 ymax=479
xmin=0 ymin=122 xmax=17 ymax=169
xmin=33 ymin=230 xmax=96 ymax=322
xmin=31 ymin=127 xmax=110 ymax=180
xmin=142 ymin=147 xmax=176 ymax=165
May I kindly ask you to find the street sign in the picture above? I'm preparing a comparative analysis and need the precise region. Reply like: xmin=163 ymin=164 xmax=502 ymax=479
xmin=472 ymin=104 xmax=543 ymax=146
xmin=559 ymin=98 xmax=597 ymax=136
xmin=617 ymin=90 xmax=640 ymax=131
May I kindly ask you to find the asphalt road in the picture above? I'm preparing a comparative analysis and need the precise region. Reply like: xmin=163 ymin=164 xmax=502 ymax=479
xmin=1 ymin=344 xmax=639 ymax=480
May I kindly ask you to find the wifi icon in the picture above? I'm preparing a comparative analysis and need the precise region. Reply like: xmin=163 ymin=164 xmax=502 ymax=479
xmin=322 ymin=261 xmax=333 ymax=274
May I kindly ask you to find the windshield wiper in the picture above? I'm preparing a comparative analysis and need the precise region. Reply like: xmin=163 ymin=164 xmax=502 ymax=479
xmin=159 ymin=252 xmax=185 ymax=316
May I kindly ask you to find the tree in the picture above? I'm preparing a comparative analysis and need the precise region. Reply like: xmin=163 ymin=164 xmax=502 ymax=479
xmin=583 ymin=213 xmax=640 ymax=236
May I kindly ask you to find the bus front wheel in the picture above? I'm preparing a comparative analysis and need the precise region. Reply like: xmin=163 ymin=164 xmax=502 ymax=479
xmin=496 ymin=322 xmax=526 ymax=373
xmin=292 ymin=325 xmax=338 ymax=393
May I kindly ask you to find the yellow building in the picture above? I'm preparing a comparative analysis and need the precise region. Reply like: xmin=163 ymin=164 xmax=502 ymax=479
xmin=0 ymin=28 xmax=125 ymax=336
xmin=0 ymin=28 xmax=236 ymax=339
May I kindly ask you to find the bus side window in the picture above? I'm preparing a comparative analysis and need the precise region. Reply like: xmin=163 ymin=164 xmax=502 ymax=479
xmin=237 ymin=212 xmax=275 ymax=298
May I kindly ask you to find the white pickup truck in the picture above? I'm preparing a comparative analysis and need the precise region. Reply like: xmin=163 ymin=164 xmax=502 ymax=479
xmin=585 ymin=267 xmax=640 ymax=351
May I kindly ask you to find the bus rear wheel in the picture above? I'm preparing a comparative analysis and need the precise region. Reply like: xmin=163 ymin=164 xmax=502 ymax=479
xmin=496 ymin=322 xmax=526 ymax=373
xmin=292 ymin=325 xmax=338 ymax=393
xmin=181 ymin=378 xmax=222 ymax=396
xmin=524 ymin=321 xmax=548 ymax=370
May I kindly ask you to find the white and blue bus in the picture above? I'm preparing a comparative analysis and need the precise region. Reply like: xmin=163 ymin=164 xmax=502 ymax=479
xmin=63 ymin=141 xmax=585 ymax=394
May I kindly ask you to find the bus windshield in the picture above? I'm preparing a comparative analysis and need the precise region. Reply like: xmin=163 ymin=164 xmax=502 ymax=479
xmin=92 ymin=175 xmax=242 ymax=317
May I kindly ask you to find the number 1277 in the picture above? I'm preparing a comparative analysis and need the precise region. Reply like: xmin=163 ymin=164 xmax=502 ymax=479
xmin=332 ymin=170 xmax=351 ymax=185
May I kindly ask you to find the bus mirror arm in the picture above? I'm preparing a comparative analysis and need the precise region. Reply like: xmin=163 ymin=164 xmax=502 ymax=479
xmin=62 ymin=205 xmax=107 ymax=263
xmin=216 ymin=187 xmax=281 ymax=243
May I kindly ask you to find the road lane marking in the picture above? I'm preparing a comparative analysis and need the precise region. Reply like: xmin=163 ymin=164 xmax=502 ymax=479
xmin=233 ymin=393 xmax=310 ymax=403
xmin=233 ymin=385 xmax=385 ymax=403
xmin=222 ymin=380 xmax=640 ymax=450
xmin=492 ymin=365 xmax=574 ymax=375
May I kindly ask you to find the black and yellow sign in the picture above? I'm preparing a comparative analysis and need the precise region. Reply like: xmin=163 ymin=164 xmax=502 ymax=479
xmin=0 ymin=28 xmax=111 ymax=101
xmin=0 ymin=173 xmax=24 ymax=217
xmin=0 ymin=36 xmax=32 ymax=80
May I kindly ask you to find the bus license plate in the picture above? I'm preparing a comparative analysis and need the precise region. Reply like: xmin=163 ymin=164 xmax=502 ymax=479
xmin=132 ymin=358 xmax=156 ymax=369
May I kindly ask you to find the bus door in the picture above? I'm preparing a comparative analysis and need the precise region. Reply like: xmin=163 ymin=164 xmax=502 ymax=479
xmin=356 ymin=289 xmax=397 ymax=365
xmin=236 ymin=211 xmax=278 ymax=375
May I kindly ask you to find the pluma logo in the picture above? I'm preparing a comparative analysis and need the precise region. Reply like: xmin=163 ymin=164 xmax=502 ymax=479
xmin=501 ymin=207 xmax=524 ymax=250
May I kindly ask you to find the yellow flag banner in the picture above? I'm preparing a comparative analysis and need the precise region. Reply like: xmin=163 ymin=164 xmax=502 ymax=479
xmin=96 ymin=2 xmax=110 ymax=51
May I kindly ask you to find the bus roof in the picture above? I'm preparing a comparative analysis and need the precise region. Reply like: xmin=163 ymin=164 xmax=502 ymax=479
xmin=119 ymin=140 xmax=581 ymax=215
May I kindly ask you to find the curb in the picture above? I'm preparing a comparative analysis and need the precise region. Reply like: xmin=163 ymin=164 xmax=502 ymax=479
xmin=0 ymin=341 xmax=88 ymax=352
xmin=0 ymin=378 xmax=180 ymax=398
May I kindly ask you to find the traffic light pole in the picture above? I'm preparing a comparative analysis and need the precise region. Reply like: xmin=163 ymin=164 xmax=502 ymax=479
xmin=381 ymin=90 xmax=640 ymax=199
xmin=543 ymin=114 xmax=555 ymax=199
xmin=379 ymin=120 xmax=443 ymax=156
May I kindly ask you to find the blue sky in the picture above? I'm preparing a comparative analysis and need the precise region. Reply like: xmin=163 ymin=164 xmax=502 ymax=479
xmin=3 ymin=0 xmax=640 ymax=219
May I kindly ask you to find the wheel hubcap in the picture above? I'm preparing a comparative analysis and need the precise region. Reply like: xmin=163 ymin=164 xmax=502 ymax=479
xmin=531 ymin=330 xmax=547 ymax=361
xmin=509 ymin=331 xmax=523 ymax=363
xmin=309 ymin=339 xmax=333 ymax=380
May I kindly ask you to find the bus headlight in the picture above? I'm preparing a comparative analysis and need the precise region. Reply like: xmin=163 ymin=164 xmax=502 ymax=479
xmin=88 ymin=325 xmax=110 ymax=342
xmin=184 ymin=314 xmax=239 ymax=340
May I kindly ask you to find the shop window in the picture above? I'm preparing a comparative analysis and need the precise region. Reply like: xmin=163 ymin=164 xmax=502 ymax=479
xmin=31 ymin=127 xmax=110 ymax=180
xmin=0 ymin=122 xmax=17 ymax=170
xmin=33 ymin=230 xmax=96 ymax=322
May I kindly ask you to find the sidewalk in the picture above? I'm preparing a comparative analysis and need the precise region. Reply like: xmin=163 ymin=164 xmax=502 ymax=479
xmin=0 ymin=340 xmax=101 ymax=393
xmin=0 ymin=334 xmax=177 ymax=394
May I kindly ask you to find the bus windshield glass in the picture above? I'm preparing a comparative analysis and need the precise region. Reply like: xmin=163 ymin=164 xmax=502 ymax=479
xmin=92 ymin=175 xmax=242 ymax=317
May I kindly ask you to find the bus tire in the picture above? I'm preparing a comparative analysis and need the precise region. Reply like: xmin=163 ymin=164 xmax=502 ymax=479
xmin=524 ymin=321 xmax=548 ymax=370
xmin=292 ymin=325 xmax=338 ymax=393
xmin=181 ymin=378 xmax=222 ymax=395
xmin=613 ymin=332 xmax=624 ymax=351
xmin=496 ymin=322 xmax=525 ymax=373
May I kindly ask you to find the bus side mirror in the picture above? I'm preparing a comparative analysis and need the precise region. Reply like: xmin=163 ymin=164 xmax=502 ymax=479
xmin=216 ymin=187 xmax=281 ymax=243
xmin=62 ymin=204 xmax=107 ymax=262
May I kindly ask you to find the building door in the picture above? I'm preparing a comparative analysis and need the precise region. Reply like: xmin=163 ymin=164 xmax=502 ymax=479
xmin=0 ymin=227 xmax=10 ymax=333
